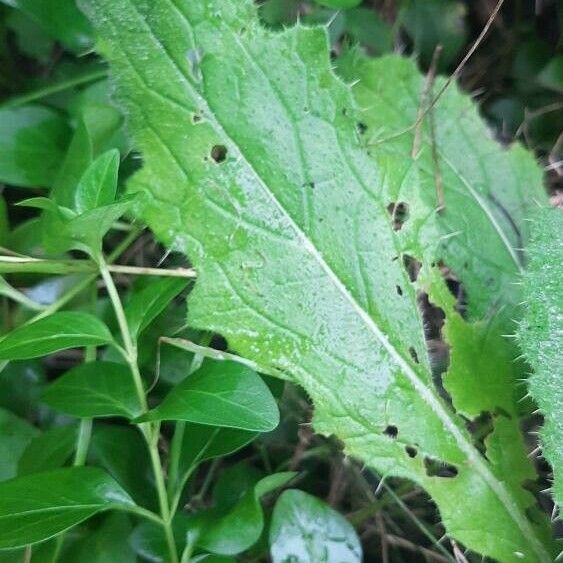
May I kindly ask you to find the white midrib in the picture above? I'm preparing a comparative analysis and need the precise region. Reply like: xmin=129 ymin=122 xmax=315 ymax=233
xmin=112 ymin=2 xmax=550 ymax=560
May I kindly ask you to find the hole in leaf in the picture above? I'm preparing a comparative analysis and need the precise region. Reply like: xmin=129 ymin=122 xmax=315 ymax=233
xmin=192 ymin=113 xmax=202 ymax=124
xmin=417 ymin=292 xmax=452 ymax=406
xmin=383 ymin=425 xmax=398 ymax=439
xmin=211 ymin=145 xmax=227 ymax=163
xmin=396 ymin=285 xmax=403 ymax=296
xmin=424 ymin=457 xmax=458 ymax=478
xmin=409 ymin=346 xmax=419 ymax=364
xmin=438 ymin=261 xmax=467 ymax=317
xmin=387 ymin=202 xmax=409 ymax=231
xmin=405 ymin=445 xmax=418 ymax=458
xmin=467 ymin=411 xmax=494 ymax=457
xmin=357 ymin=121 xmax=368 ymax=135
xmin=402 ymin=254 xmax=421 ymax=282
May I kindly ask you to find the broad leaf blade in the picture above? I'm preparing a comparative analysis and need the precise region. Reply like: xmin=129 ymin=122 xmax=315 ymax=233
xmin=0 ymin=312 xmax=114 ymax=360
xmin=517 ymin=207 xmax=563 ymax=506
xmin=84 ymin=1 xmax=554 ymax=560
xmin=42 ymin=361 xmax=143 ymax=419
xmin=140 ymin=360 xmax=279 ymax=432
xmin=269 ymin=489 xmax=362 ymax=563
xmin=0 ymin=467 xmax=135 ymax=549
xmin=337 ymin=53 xmax=548 ymax=323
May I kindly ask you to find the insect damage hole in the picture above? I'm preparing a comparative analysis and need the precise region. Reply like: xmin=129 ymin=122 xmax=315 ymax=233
xmin=424 ymin=457 xmax=458 ymax=478
xmin=211 ymin=144 xmax=227 ymax=163
xmin=405 ymin=445 xmax=418 ymax=458
xmin=387 ymin=201 xmax=409 ymax=231
xmin=402 ymin=254 xmax=422 ymax=283
xmin=383 ymin=425 xmax=398 ymax=439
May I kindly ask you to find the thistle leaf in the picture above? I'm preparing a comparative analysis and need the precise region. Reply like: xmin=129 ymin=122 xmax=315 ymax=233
xmin=82 ymin=1 xmax=555 ymax=559
xmin=518 ymin=207 xmax=563 ymax=507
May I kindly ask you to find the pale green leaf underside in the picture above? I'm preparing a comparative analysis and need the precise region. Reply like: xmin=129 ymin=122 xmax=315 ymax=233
xmin=518 ymin=208 xmax=563 ymax=507
xmin=82 ymin=0 xmax=554 ymax=560
xmin=338 ymin=52 xmax=547 ymax=324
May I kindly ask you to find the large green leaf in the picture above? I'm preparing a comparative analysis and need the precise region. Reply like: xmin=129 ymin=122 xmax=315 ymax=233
xmin=337 ymin=53 xmax=548 ymax=325
xmin=0 ymin=467 xmax=135 ymax=549
xmin=517 ymin=208 xmax=563 ymax=507
xmin=83 ymin=1 xmax=555 ymax=560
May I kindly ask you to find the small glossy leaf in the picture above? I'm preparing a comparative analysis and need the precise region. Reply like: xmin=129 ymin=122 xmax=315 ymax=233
xmin=125 ymin=277 xmax=189 ymax=340
xmin=42 ymin=361 xmax=143 ymax=419
xmin=195 ymin=472 xmax=295 ymax=556
xmin=269 ymin=490 xmax=362 ymax=563
xmin=5 ymin=0 xmax=92 ymax=52
xmin=75 ymin=149 xmax=120 ymax=214
xmin=130 ymin=516 xmax=187 ymax=563
xmin=0 ymin=360 xmax=46 ymax=418
xmin=0 ymin=408 xmax=38 ymax=481
xmin=89 ymin=424 xmax=157 ymax=510
xmin=178 ymin=424 xmax=257 ymax=482
xmin=399 ymin=0 xmax=468 ymax=68
xmin=60 ymin=513 xmax=137 ymax=563
xmin=16 ymin=196 xmax=75 ymax=216
xmin=0 ymin=106 xmax=70 ymax=188
xmin=0 ymin=312 xmax=113 ymax=360
xmin=18 ymin=424 xmax=78 ymax=476
xmin=0 ymin=467 xmax=135 ymax=549
xmin=139 ymin=360 xmax=279 ymax=432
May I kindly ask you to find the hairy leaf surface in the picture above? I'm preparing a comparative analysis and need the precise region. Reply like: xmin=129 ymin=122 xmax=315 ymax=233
xmin=338 ymin=53 xmax=548 ymax=323
xmin=518 ymin=208 xmax=563 ymax=506
xmin=83 ymin=0 xmax=555 ymax=559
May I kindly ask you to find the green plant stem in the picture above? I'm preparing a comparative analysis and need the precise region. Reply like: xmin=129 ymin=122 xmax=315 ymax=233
xmin=167 ymin=422 xmax=185 ymax=499
xmin=1 ymin=69 xmax=107 ymax=109
xmin=166 ymin=333 xmax=211 ymax=502
xmin=32 ymin=228 xmax=143 ymax=322
xmin=0 ymin=256 xmax=196 ymax=278
xmin=98 ymin=255 xmax=178 ymax=563
xmin=73 ymin=419 xmax=93 ymax=467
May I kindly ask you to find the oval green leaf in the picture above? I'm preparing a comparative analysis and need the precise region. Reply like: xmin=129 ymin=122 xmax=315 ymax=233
xmin=0 ymin=106 xmax=70 ymax=188
xmin=269 ymin=489 xmax=362 ymax=563
xmin=195 ymin=472 xmax=295 ymax=556
xmin=0 ymin=408 xmax=38 ymax=480
xmin=75 ymin=149 xmax=120 ymax=214
xmin=42 ymin=361 xmax=143 ymax=419
xmin=17 ymin=424 xmax=78 ymax=476
xmin=0 ymin=312 xmax=113 ymax=360
xmin=0 ymin=467 xmax=135 ymax=549
xmin=138 ymin=360 xmax=279 ymax=432
xmin=125 ymin=277 xmax=189 ymax=341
